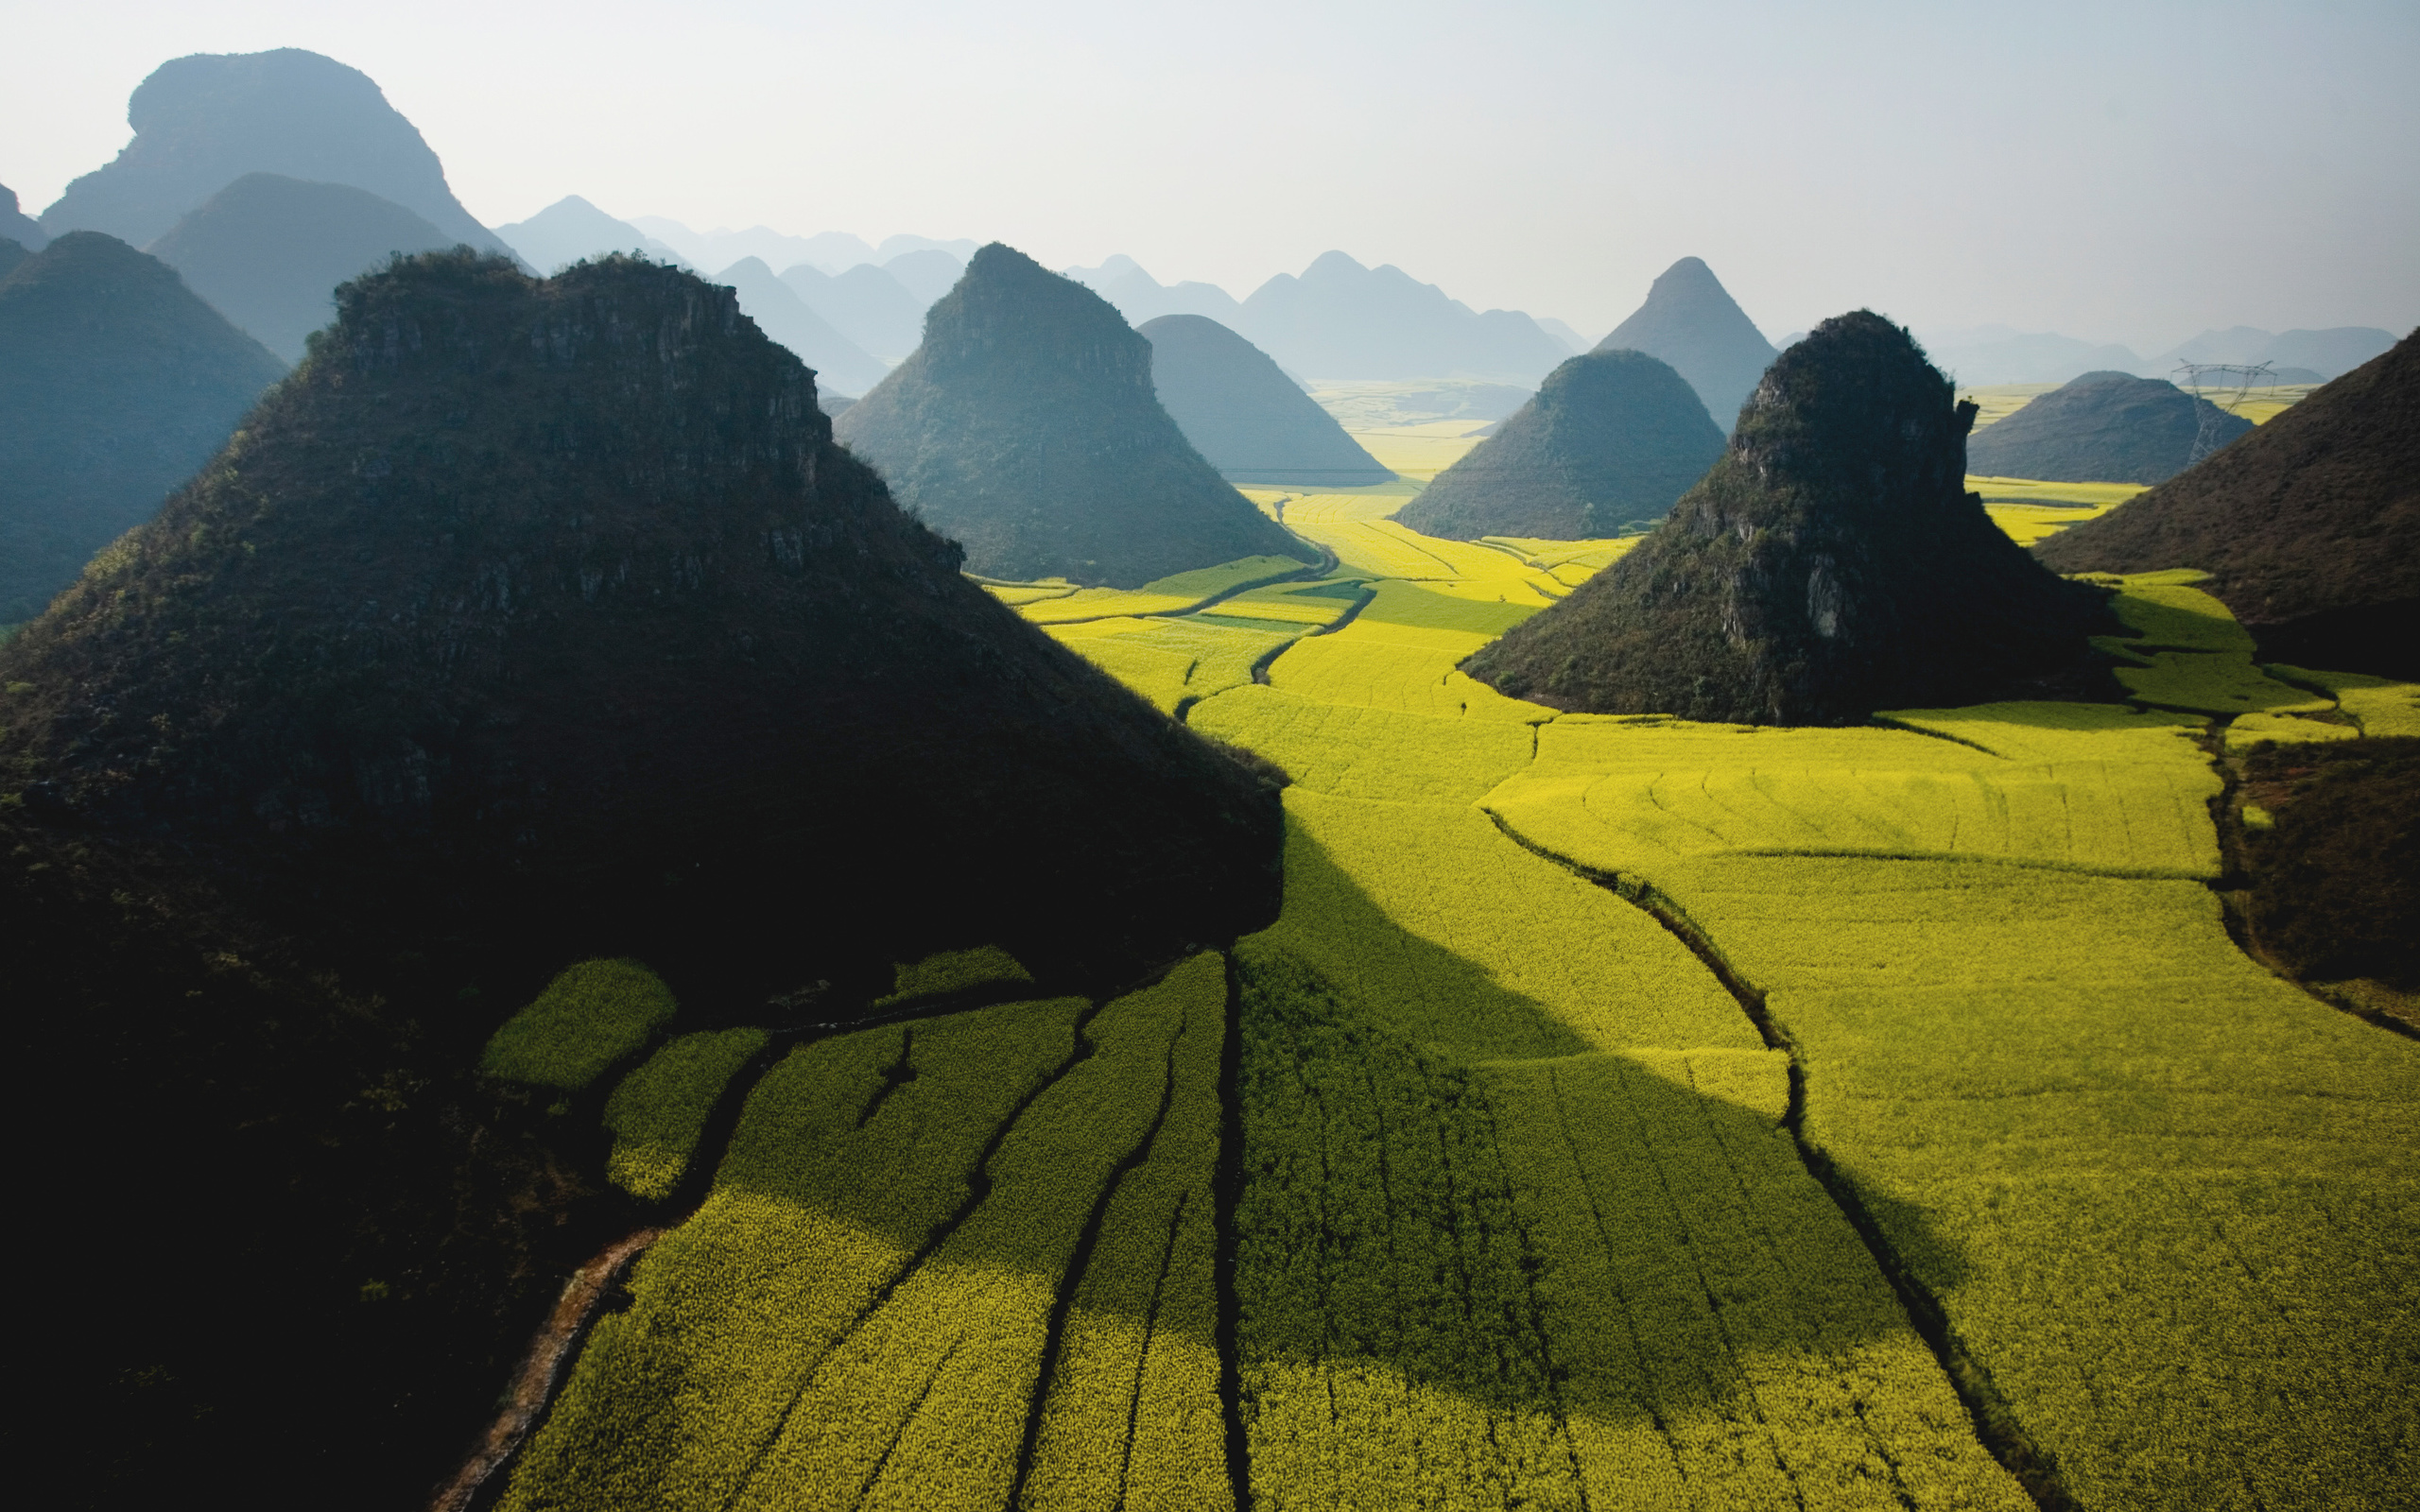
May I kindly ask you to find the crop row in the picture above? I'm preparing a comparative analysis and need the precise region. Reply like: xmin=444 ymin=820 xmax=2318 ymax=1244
xmin=1486 ymin=676 xmax=2420 ymax=1510
xmin=501 ymin=957 xmax=1233 ymax=1510
xmin=1045 ymin=616 xmax=1299 ymax=715
xmin=1235 ymin=937 xmax=2030 ymax=1510
xmin=603 ymin=1027 xmax=770 ymax=1199
xmin=481 ymin=957 xmax=681 ymax=1091
xmin=1009 ymin=555 xmax=1307 ymax=625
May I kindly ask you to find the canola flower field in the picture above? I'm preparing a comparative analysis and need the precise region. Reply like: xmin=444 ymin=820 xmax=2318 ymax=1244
xmin=476 ymin=480 xmax=2416 ymax=1511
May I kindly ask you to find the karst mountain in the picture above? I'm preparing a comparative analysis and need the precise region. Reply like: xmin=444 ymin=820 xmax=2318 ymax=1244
xmin=0 ymin=249 xmax=1283 ymax=980
xmin=1595 ymin=256 xmax=1781 ymax=429
xmin=1 ymin=182 xmax=45 ymax=249
xmin=0 ymin=231 xmax=286 ymax=625
xmin=1468 ymin=310 xmax=2105 ymax=723
xmin=2035 ymin=331 xmax=2418 ymax=675
xmin=1139 ymin=314 xmax=1392 ymax=486
xmin=1395 ymin=348 xmax=1724 ymax=540
xmin=38 ymin=48 xmax=511 ymax=256
xmin=147 ymin=172 xmax=457 ymax=362
xmin=1965 ymin=370 xmax=2254 ymax=484
xmin=836 ymin=243 xmax=1315 ymax=585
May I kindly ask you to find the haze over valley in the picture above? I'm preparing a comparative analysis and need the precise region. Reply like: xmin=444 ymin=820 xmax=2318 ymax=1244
xmin=3 ymin=7 xmax=2414 ymax=1511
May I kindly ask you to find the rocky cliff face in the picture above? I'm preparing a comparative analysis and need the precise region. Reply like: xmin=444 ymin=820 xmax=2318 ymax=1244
xmin=1469 ymin=311 xmax=2106 ymax=724
xmin=0 ymin=249 xmax=1281 ymax=984
xmin=1395 ymin=348 xmax=1723 ymax=541
xmin=836 ymin=243 xmax=1315 ymax=585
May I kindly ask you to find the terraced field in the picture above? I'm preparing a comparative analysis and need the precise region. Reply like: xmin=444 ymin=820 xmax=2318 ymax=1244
xmin=467 ymin=495 xmax=2415 ymax=1511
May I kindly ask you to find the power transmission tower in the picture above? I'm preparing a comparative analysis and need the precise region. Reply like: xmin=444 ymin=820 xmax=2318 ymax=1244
xmin=2172 ymin=360 xmax=2274 ymax=464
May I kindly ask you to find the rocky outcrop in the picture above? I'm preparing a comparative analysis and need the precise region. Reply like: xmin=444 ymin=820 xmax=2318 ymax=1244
xmin=836 ymin=244 xmax=1314 ymax=585
xmin=1469 ymin=311 xmax=2105 ymax=723
xmin=1395 ymin=348 xmax=1723 ymax=540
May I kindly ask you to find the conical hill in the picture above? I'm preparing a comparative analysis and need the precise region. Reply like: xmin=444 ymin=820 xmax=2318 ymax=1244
xmin=147 ymin=172 xmax=458 ymax=362
xmin=1395 ymin=348 xmax=1723 ymax=540
xmin=1594 ymin=257 xmax=1779 ymax=429
xmin=1139 ymin=313 xmax=1392 ymax=486
xmin=0 ymin=250 xmax=1281 ymax=986
xmin=1468 ymin=311 xmax=2106 ymax=724
xmin=2034 ymin=331 xmax=2418 ymax=675
xmin=0 ymin=231 xmax=286 ymax=624
xmin=835 ymin=244 xmax=1315 ymax=586
xmin=1965 ymin=369 xmax=2252 ymax=485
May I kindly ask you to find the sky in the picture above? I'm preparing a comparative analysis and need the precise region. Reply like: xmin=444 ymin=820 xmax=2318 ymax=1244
xmin=5 ymin=0 xmax=2415 ymax=353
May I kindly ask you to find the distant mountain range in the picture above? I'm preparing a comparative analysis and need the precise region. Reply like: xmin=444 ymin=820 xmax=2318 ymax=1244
xmin=1921 ymin=323 xmax=2398 ymax=386
xmin=494 ymin=196 xmax=687 ymax=272
xmin=1068 ymin=249 xmax=1572 ymax=383
xmin=710 ymin=258 xmax=891 ymax=398
xmin=629 ymin=219 xmax=977 ymax=277
xmin=38 ymin=49 xmax=513 ymax=259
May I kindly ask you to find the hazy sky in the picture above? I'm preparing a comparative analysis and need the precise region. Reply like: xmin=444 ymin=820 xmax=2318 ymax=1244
xmin=6 ymin=0 xmax=2414 ymax=352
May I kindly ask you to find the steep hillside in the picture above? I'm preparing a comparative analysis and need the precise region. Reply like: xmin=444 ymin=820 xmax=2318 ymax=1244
xmin=1469 ymin=311 xmax=2105 ymax=722
xmin=1395 ymin=348 xmax=1723 ymax=540
xmin=0 ymin=232 xmax=285 ymax=624
xmin=1236 ymin=249 xmax=1569 ymax=382
xmin=836 ymin=243 xmax=1314 ymax=585
xmin=0 ymin=249 xmax=1282 ymax=980
xmin=40 ymin=48 xmax=510 ymax=255
xmin=147 ymin=173 xmax=457 ymax=361
xmin=1140 ymin=313 xmax=1392 ymax=485
xmin=1595 ymin=256 xmax=1779 ymax=428
xmin=1964 ymin=369 xmax=2253 ymax=484
xmin=712 ymin=255 xmax=890 ymax=396
xmin=2035 ymin=332 xmax=2418 ymax=675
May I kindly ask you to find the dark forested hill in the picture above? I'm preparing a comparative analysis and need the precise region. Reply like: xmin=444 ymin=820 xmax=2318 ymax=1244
xmin=0 ymin=231 xmax=285 ymax=624
xmin=38 ymin=47 xmax=511 ymax=255
xmin=1 ymin=249 xmax=1283 ymax=1507
xmin=2035 ymin=332 xmax=2418 ymax=675
xmin=1470 ymin=311 xmax=2104 ymax=722
xmin=1139 ymin=313 xmax=1392 ymax=486
xmin=1964 ymin=369 xmax=2253 ymax=484
xmin=1595 ymin=257 xmax=1779 ymax=430
xmin=147 ymin=172 xmax=457 ymax=361
xmin=836 ymin=243 xmax=1315 ymax=585
xmin=1395 ymin=348 xmax=1722 ymax=540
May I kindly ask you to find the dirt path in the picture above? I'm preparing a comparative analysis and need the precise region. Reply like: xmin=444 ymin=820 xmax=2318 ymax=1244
xmin=427 ymin=1226 xmax=665 ymax=1512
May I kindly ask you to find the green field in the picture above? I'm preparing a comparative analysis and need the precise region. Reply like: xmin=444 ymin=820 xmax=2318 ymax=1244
xmin=475 ymin=497 xmax=2414 ymax=1510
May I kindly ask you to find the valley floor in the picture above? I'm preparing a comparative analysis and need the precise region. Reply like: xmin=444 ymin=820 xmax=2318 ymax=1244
xmin=480 ymin=479 xmax=2418 ymax=1512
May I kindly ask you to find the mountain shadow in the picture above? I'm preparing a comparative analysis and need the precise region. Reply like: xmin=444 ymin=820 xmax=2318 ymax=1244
xmin=836 ymin=243 xmax=1315 ymax=586
xmin=1395 ymin=348 xmax=1723 ymax=541
xmin=1139 ymin=313 xmax=1392 ymax=486
xmin=1468 ymin=311 xmax=2107 ymax=724
xmin=0 ymin=231 xmax=286 ymax=624
xmin=2034 ymin=331 xmax=2418 ymax=676
xmin=1964 ymin=369 xmax=2252 ymax=485
xmin=147 ymin=172 xmax=458 ymax=362
xmin=1595 ymin=257 xmax=1779 ymax=430
xmin=39 ymin=47 xmax=512 ymax=255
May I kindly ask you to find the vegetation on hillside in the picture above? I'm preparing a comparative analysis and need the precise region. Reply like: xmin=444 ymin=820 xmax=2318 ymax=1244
xmin=835 ymin=243 xmax=1314 ymax=587
xmin=1467 ymin=310 xmax=2110 ymax=723
xmin=1963 ymin=369 xmax=2253 ymax=484
xmin=1394 ymin=348 xmax=1724 ymax=541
